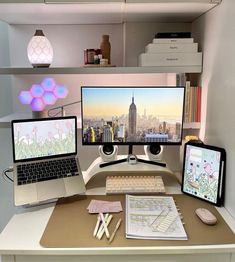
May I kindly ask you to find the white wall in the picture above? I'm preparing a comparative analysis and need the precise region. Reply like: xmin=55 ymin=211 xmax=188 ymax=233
xmin=192 ymin=0 xmax=235 ymax=218
xmin=0 ymin=21 xmax=12 ymax=117
xmin=0 ymin=21 xmax=16 ymax=234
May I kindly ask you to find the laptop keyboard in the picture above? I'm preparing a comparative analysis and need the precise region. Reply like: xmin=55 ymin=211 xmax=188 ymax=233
xmin=17 ymin=158 xmax=79 ymax=186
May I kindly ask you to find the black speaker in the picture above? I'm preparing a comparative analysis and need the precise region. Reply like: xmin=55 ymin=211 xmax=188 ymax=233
xmin=98 ymin=145 xmax=118 ymax=162
xmin=144 ymin=144 xmax=163 ymax=161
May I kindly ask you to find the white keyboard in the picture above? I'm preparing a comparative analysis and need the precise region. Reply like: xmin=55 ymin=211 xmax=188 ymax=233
xmin=106 ymin=175 xmax=165 ymax=194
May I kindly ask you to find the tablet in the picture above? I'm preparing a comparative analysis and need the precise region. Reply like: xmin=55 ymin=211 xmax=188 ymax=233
xmin=181 ymin=142 xmax=226 ymax=206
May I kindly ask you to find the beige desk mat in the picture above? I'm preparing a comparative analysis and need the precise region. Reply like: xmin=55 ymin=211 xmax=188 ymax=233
xmin=40 ymin=194 xmax=235 ymax=248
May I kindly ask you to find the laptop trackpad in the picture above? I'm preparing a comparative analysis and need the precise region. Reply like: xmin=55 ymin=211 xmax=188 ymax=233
xmin=37 ymin=179 xmax=66 ymax=202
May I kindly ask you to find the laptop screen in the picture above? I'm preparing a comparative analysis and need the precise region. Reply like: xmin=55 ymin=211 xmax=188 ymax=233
xmin=12 ymin=116 xmax=77 ymax=162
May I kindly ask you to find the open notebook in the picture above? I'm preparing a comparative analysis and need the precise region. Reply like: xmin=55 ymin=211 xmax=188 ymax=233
xmin=125 ymin=195 xmax=187 ymax=240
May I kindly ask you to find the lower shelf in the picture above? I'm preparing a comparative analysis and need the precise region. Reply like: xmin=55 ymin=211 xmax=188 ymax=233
xmin=0 ymin=113 xmax=31 ymax=128
xmin=0 ymin=113 xmax=82 ymax=128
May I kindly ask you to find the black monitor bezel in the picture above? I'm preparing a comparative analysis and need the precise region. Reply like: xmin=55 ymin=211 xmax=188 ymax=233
xmin=181 ymin=141 xmax=226 ymax=206
xmin=11 ymin=116 xmax=77 ymax=163
xmin=81 ymin=86 xmax=185 ymax=146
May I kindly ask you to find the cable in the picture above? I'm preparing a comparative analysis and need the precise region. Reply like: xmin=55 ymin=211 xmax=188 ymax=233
xmin=2 ymin=167 xmax=14 ymax=183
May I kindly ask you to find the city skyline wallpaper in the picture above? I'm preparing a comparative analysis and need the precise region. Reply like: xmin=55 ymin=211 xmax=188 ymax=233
xmin=82 ymin=87 xmax=185 ymax=144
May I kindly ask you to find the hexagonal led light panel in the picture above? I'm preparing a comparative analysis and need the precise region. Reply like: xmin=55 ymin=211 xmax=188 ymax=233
xmin=42 ymin=92 xmax=57 ymax=105
xmin=19 ymin=91 xmax=33 ymax=105
xmin=31 ymin=98 xmax=46 ymax=111
xmin=54 ymin=85 xmax=69 ymax=98
xmin=18 ymin=78 xmax=68 ymax=112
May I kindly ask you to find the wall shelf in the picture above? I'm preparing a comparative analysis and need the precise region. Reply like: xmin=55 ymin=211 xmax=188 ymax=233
xmin=0 ymin=0 xmax=221 ymax=24
xmin=0 ymin=113 xmax=31 ymax=128
xmin=0 ymin=66 xmax=202 ymax=75
xmin=0 ymin=113 xmax=82 ymax=128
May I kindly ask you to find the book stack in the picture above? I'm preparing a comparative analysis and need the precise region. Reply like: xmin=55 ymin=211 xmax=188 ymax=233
xmin=138 ymin=32 xmax=202 ymax=68
xmin=184 ymin=81 xmax=202 ymax=123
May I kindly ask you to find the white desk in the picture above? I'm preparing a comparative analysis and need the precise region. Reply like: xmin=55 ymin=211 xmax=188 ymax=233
xmin=0 ymin=158 xmax=235 ymax=262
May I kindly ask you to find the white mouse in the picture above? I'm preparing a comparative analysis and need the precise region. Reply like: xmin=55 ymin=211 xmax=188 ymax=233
xmin=195 ymin=208 xmax=217 ymax=225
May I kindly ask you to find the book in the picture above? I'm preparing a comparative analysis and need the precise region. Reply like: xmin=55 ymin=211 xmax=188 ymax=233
xmin=153 ymin=38 xmax=194 ymax=44
xmin=145 ymin=43 xmax=198 ymax=53
xmin=184 ymin=81 xmax=191 ymax=123
xmin=183 ymin=84 xmax=202 ymax=123
xmin=138 ymin=52 xmax=202 ymax=66
xmin=197 ymin=86 xmax=202 ymax=122
xmin=155 ymin=32 xmax=191 ymax=38
xmin=125 ymin=195 xmax=187 ymax=240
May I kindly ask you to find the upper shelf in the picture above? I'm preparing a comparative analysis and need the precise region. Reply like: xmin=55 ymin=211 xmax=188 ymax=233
xmin=0 ymin=66 xmax=202 ymax=75
xmin=0 ymin=0 xmax=221 ymax=24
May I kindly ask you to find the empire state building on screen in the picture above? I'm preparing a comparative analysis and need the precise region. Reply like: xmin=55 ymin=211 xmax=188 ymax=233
xmin=82 ymin=87 xmax=184 ymax=144
xmin=128 ymin=95 xmax=137 ymax=141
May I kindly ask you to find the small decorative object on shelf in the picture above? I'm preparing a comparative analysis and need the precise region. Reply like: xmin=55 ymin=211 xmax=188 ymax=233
xmin=84 ymin=49 xmax=101 ymax=65
xmin=100 ymin=34 xmax=111 ymax=64
xmin=100 ymin=58 xmax=108 ymax=66
xmin=18 ymin=78 xmax=68 ymax=118
xmin=27 ymin=29 xmax=53 ymax=68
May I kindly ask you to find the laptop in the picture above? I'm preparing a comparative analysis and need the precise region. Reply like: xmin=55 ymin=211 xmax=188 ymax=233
xmin=11 ymin=116 xmax=86 ymax=206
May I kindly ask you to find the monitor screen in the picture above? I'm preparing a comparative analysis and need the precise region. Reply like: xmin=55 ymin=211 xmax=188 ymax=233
xmin=12 ymin=116 xmax=77 ymax=162
xmin=81 ymin=86 xmax=185 ymax=145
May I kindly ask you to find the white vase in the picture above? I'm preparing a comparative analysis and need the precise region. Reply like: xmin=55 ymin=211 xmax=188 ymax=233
xmin=27 ymin=29 xmax=53 ymax=68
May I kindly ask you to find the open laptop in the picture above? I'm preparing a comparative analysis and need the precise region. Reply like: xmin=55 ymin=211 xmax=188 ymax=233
xmin=11 ymin=116 xmax=86 ymax=206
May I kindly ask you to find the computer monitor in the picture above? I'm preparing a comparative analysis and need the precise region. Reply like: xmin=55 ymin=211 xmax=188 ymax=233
xmin=81 ymin=86 xmax=185 ymax=146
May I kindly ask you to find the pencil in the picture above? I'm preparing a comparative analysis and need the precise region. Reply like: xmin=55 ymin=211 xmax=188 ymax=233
xmin=93 ymin=214 xmax=101 ymax=237
xmin=99 ymin=212 xmax=110 ymax=239
xmin=109 ymin=218 xmax=122 ymax=243
xmin=97 ymin=214 xmax=113 ymax=240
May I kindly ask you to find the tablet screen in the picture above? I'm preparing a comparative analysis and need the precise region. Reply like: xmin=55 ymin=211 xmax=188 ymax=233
xmin=182 ymin=143 xmax=224 ymax=205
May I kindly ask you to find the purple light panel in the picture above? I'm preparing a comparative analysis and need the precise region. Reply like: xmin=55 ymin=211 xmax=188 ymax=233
xmin=18 ymin=78 xmax=68 ymax=111
xmin=54 ymin=85 xmax=68 ymax=98
xmin=19 ymin=91 xmax=33 ymax=104
xmin=42 ymin=92 xmax=57 ymax=105
xmin=31 ymin=98 xmax=46 ymax=111
xmin=41 ymin=78 xmax=56 ymax=91
xmin=30 ymin=84 xmax=44 ymax=98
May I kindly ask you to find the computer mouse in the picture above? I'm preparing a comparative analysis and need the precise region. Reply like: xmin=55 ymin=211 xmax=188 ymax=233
xmin=195 ymin=208 xmax=217 ymax=225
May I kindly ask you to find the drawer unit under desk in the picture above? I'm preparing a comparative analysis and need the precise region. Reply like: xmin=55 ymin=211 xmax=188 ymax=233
xmin=138 ymin=52 xmax=202 ymax=66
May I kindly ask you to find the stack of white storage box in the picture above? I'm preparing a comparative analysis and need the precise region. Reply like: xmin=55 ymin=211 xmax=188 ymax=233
xmin=138 ymin=38 xmax=202 ymax=69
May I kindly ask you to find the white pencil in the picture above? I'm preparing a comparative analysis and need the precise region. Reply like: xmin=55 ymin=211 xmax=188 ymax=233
xmin=96 ymin=213 xmax=109 ymax=239
xmin=109 ymin=218 xmax=122 ymax=243
xmin=99 ymin=212 xmax=110 ymax=239
xmin=93 ymin=214 xmax=101 ymax=237
xmin=97 ymin=214 xmax=113 ymax=240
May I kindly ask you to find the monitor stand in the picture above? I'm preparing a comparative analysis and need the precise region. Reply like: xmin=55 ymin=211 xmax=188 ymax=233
xmin=99 ymin=145 xmax=166 ymax=168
